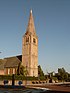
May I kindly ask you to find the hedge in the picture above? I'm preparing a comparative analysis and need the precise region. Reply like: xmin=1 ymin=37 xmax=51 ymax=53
xmin=0 ymin=75 xmax=38 ymax=80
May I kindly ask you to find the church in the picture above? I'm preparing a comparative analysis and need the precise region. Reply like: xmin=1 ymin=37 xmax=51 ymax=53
xmin=0 ymin=10 xmax=38 ymax=77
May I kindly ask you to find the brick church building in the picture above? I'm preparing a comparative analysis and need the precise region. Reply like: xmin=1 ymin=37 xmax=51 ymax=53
xmin=0 ymin=10 xmax=38 ymax=77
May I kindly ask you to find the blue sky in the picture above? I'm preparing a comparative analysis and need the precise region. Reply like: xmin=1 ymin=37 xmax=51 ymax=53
xmin=0 ymin=0 xmax=70 ymax=73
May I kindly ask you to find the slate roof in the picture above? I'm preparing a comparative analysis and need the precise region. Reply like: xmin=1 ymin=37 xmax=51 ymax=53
xmin=0 ymin=55 xmax=22 ymax=69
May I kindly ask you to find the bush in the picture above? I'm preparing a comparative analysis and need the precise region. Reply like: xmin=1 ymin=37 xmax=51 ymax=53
xmin=3 ymin=80 xmax=8 ymax=85
xmin=0 ymin=75 xmax=38 ymax=80
xmin=0 ymin=75 xmax=12 ymax=80
xmin=18 ymin=81 xmax=23 ymax=85
xmin=32 ymin=81 xmax=35 ymax=84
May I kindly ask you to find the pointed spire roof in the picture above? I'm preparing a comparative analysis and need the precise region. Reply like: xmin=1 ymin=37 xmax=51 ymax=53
xmin=25 ymin=9 xmax=36 ymax=35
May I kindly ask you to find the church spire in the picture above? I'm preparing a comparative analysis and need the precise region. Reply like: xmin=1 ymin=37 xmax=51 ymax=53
xmin=30 ymin=9 xmax=32 ymax=13
xmin=26 ymin=9 xmax=36 ymax=35
xmin=22 ymin=9 xmax=38 ymax=77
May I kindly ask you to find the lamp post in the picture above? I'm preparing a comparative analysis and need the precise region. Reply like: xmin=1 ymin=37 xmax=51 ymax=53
xmin=12 ymin=74 xmax=15 ymax=86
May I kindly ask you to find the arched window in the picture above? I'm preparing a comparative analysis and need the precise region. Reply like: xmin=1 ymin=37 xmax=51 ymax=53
xmin=33 ymin=38 xmax=36 ymax=43
xmin=26 ymin=37 xmax=29 ymax=42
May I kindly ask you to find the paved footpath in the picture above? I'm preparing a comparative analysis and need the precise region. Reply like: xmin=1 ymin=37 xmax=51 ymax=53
xmin=0 ymin=88 xmax=69 ymax=93
xmin=0 ymin=83 xmax=70 ymax=93
xmin=26 ymin=83 xmax=70 ymax=93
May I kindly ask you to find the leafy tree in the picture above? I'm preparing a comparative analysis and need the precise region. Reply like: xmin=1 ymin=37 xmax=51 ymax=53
xmin=68 ymin=73 xmax=70 ymax=81
xmin=17 ymin=63 xmax=21 ymax=75
xmin=38 ymin=65 xmax=44 ymax=76
xmin=38 ymin=65 xmax=45 ymax=80
xmin=58 ymin=68 xmax=68 ymax=81
xmin=19 ymin=65 xmax=28 ymax=76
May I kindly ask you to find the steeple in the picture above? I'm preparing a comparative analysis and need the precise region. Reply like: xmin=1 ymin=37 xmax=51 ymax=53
xmin=26 ymin=9 xmax=36 ymax=35
xmin=22 ymin=9 xmax=38 ymax=77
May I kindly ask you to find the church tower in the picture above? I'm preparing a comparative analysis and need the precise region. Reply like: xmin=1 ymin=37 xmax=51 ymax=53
xmin=22 ymin=10 xmax=38 ymax=77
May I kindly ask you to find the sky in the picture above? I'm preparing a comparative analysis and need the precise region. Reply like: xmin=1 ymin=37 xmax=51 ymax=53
xmin=0 ymin=0 xmax=70 ymax=74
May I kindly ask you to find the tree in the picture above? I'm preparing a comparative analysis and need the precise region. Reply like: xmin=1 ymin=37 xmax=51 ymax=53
xmin=58 ymin=68 xmax=68 ymax=82
xmin=38 ymin=65 xmax=45 ymax=80
xmin=19 ymin=65 xmax=28 ymax=76
xmin=38 ymin=65 xmax=44 ymax=76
